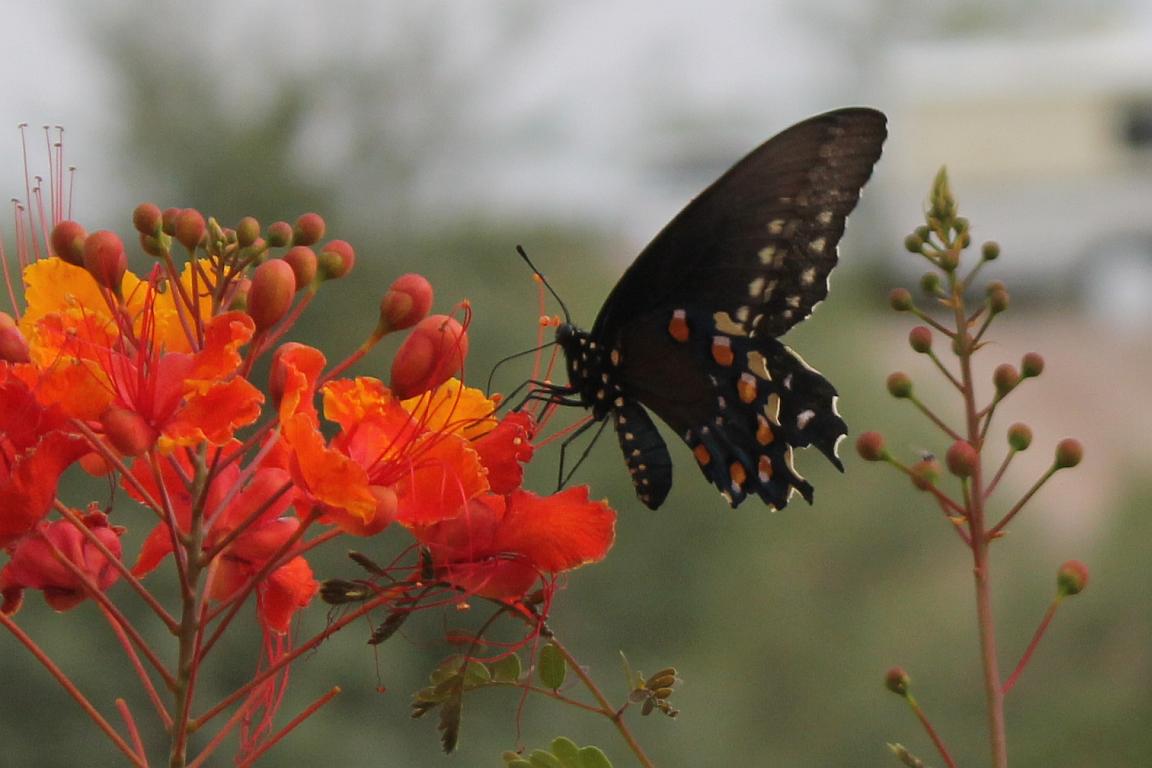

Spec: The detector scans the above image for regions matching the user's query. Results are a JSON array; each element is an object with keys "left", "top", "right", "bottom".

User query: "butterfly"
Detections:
[{"left": 548, "top": 107, "right": 887, "bottom": 510}]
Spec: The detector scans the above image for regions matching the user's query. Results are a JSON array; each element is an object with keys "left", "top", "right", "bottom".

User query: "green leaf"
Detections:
[
  {"left": 528, "top": 749, "right": 563, "bottom": 768},
  {"left": 462, "top": 660, "right": 492, "bottom": 689},
  {"left": 577, "top": 745, "right": 613, "bottom": 768},
  {"left": 490, "top": 654, "right": 522, "bottom": 683},
  {"left": 504, "top": 761, "right": 533, "bottom": 768},
  {"left": 430, "top": 655, "right": 465, "bottom": 684},
  {"left": 538, "top": 642, "right": 566, "bottom": 690},
  {"left": 550, "top": 737, "right": 581, "bottom": 767},
  {"left": 438, "top": 679, "right": 463, "bottom": 754}
]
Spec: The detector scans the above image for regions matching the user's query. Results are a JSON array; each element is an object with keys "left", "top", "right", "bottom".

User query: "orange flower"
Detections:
[{"left": 415, "top": 487, "right": 616, "bottom": 600}]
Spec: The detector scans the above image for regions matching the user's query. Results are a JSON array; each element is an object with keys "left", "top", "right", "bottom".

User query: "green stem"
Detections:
[{"left": 548, "top": 636, "right": 656, "bottom": 768}]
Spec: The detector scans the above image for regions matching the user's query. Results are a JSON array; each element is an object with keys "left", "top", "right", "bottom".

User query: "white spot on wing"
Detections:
[
  {"left": 748, "top": 276, "right": 765, "bottom": 298},
  {"left": 797, "top": 409, "right": 815, "bottom": 429}
]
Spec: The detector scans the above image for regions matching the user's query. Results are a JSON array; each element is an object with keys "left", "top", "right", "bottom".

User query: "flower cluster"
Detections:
[{"left": 0, "top": 151, "right": 615, "bottom": 765}]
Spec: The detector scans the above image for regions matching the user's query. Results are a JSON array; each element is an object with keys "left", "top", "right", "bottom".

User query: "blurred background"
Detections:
[{"left": 2, "top": 0, "right": 1151, "bottom": 765}]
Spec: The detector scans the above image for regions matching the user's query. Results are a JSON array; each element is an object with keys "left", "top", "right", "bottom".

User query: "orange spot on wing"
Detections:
[
  {"left": 711, "top": 336, "right": 734, "bottom": 367},
  {"left": 693, "top": 444, "right": 711, "bottom": 466},
  {"left": 758, "top": 455, "right": 773, "bottom": 483},
  {"left": 756, "top": 417, "right": 775, "bottom": 445},
  {"left": 738, "top": 373, "right": 757, "bottom": 404},
  {"left": 729, "top": 462, "right": 746, "bottom": 488},
  {"left": 668, "top": 309, "right": 690, "bottom": 343}
]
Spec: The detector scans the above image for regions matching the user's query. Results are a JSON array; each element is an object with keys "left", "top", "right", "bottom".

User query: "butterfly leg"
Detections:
[{"left": 557, "top": 415, "right": 610, "bottom": 491}]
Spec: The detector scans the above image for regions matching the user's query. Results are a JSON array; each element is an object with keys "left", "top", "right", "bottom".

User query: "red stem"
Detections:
[
  {"left": 907, "top": 695, "right": 959, "bottom": 768},
  {"left": 115, "top": 698, "right": 148, "bottom": 766},
  {"left": 1003, "top": 599, "right": 1060, "bottom": 695},
  {"left": 234, "top": 687, "right": 342, "bottom": 768},
  {"left": 0, "top": 612, "right": 147, "bottom": 767}
]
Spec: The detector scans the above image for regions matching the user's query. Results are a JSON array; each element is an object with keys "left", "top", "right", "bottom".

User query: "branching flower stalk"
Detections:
[{"left": 857, "top": 169, "right": 1088, "bottom": 768}]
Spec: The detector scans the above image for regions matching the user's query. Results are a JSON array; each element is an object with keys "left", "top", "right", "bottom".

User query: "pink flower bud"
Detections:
[
  {"left": 390, "top": 314, "right": 469, "bottom": 398},
  {"left": 248, "top": 259, "right": 297, "bottom": 332},
  {"left": 132, "top": 203, "right": 162, "bottom": 235},
  {"left": 1021, "top": 352, "right": 1044, "bottom": 378},
  {"left": 945, "top": 440, "right": 978, "bottom": 477},
  {"left": 0, "top": 323, "right": 31, "bottom": 363},
  {"left": 318, "top": 239, "right": 356, "bottom": 280},
  {"left": 910, "top": 456, "right": 940, "bottom": 490},
  {"left": 174, "top": 208, "right": 206, "bottom": 251},
  {"left": 99, "top": 406, "right": 157, "bottom": 457},
  {"left": 82, "top": 230, "right": 127, "bottom": 290},
  {"left": 293, "top": 212, "right": 326, "bottom": 246},
  {"left": 266, "top": 220, "right": 293, "bottom": 248},
  {"left": 161, "top": 207, "right": 180, "bottom": 236},
  {"left": 993, "top": 363, "right": 1020, "bottom": 395},
  {"left": 885, "top": 667, "right": 910, "bottom": 696},
  {"left": 889, "top": 287, "right": 913, "bottom": 312},
  {"left": 886, "top": 371, "right": 913, "bottom": 399},
  {"left": 855, "top": 431, "right": 887, "bottom": 462},
  {"left": 283, "top": 246, "right": 318, "bottom": 292},
  {"left": 236, "top": 216, "right": 261, "bottom": 247},
  {"left": 1054, "top": 438, "right": 1083, "bottom": 469},
  {"left": 908, "top": 326, "right": 932, "bottom": 353},
  {"left": 49, "top": 220, "right": 87, "bottom": 265},
  {"left": 378, "top": 273, "right": 433, "bottom": 334},
  {"left": 1007, "top": 422, "right": 1033, "bottom": 451},
  {"left": 1057, "top": 560, "right": 1089, "bottom": 596}
]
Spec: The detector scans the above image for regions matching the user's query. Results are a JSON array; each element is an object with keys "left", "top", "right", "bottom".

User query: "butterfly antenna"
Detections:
[
  {"left": 516, "top": 244, "right": 571, "bottom": 325},
  {"left": 485, "top": 340, "right": 557, "bottom": 398}
]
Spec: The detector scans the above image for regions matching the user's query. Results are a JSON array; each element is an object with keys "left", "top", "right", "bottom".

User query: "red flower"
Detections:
[
  {"left": 415, "top": 486, "right": 616, "bottom": 600},
  {"left": 0, "top": 510, "right": 124, "bottom": 615}
]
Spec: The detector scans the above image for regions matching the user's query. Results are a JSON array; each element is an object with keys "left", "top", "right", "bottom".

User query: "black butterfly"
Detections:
[{"left": 549, "top": 107, "right": 887, "bottom": 510}]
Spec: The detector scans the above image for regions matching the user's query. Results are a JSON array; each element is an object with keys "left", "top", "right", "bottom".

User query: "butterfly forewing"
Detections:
[{"left": 557, "top": 108, "right": 886, "bottom": 509}]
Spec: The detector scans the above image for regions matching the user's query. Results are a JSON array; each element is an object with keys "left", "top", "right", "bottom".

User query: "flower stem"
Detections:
[
  {"left": 547, "top": 636, "right": 656, "bottom": 768},
  {"left": 904, "top": 694, "right": 958, "bottom": 768},
  {"left": 1003, "top": 598, "right": 1061, "bottom": 696}
]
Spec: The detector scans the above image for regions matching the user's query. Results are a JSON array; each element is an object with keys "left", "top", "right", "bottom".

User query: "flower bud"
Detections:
[
  {"left": 919, "top": 272, "right": 941, "bottom": 295},
  {"left": 266, "top": 220, "right": 293, "bottom": 248},
  {"left": 236, "top": 216, "right": 261, "bottom": 247},
  {"left": 993, "top": 363, "right": 1020, "bottom": 395},
  {"left": 910, "top": 456, "right": 940, "bottom": 490},
  {"left": 0, "top": 323, "right": 30, "bottom": 363},
  {"left": 318, "top": 239, "right": 356, "bottom": 280},
  {"left": 49, "top": 220, "right": 87, "bottom": 265},
  {"left": 100, "top": 406, "right": 157, "bottom": 456},
  {"left": 78, "top": 451, "right": 115, "bottom": 477},
  {"left": 954, "top": 216, "right": 969, "bottom": 234},
  {"left": 1020, "top": 352, "right": 1044, "bottom": 378},
  {"left": 1056, "top": 560, "right": 1089, "bottom": 596},
  {"left": 173, "top": 208, "right": 206, "bottom": 251},
  {"left": 952, "top": 332, "right": 974, "bottom": 356},
  {"left": 248, "top": 259, "right": 297, "bottom": 332},
  {"left": 390, "top": 314, "right": 469, "bottom": 399},
  {"left": 989, "top": 286, "right": 1010, "bottom": 314},
  {"left": 1054, "top": 438, "right": 1083, "bottom": 469},
  {"left": 889, "top": 287, "right": 913, "bottom": 312},
  {"left": 161, "top": 207, "right": 180, "bottom": 236},
  {"left": 293, "top": 212, "right": 326, "bottom": 246},
  {"left": 82, "top": 230, "right": 127, "bottom": 290},
  {"left": 855, "top": 431, "right": 887, "bottom": 462},
  {"left": 885, "top": 667, "right": 910, "bottom": 696},
  {"left": 378, "top": 273, "right": 434, "bottom": 334},
  {"left": 981, "top": 241, "right": 1000, "bottom": 260},
  {"left": 227, "top": 277, "right": 251, "bottom": 312},
  {"left": 904, "top": 233, "right": 924, "bottom": 253},
  {"left": 886, "top": 372, "right": 913, "bottom": 399},
  {"left": 139, "top": 233, "right": 166, "bottom": 258},
  {"left": 908, "top": 326, "right": 932, "bottom": 353},
  {"left": 937, "top": 248, "right": 960, "bottom": 272},
  {"left": 1007, "top": 422, "right": 1032, "bottom": 451},
  {"left": 132, "top": 203, "right": 163, "bottom": 236},
  {"left": 945, "top": 440, "right": 978, "bottom": 477},
  {"left": 283, "top": 246, "right": 318, "bottom": 292}
]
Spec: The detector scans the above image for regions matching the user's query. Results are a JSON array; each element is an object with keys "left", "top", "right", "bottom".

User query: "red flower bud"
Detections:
[
  {"left": 1021, "top": 352, "right": 1044, "bottom": 378},
  {"left": 82, "top": 230, "right": 127, "bottom": 290},
  {"left": 885, "top": 667, "right": 910, "bottom": 696},
  {"left": 993, "top": 363, "right": 1020, "bottom": 395},
  {"left": 173, "top": 208, "right": 206, "bottom": 251},
  {"left": 1057, "top": 560, "right": 1089, "bottom": 596},
  {"left": 379, "top": 273, "right": 433, "bottom": 334},
  {"left": 855, "top": 431, "right": 887, "bottom": 462},
  {"left": 908, "top": 326, "right": 933, "bottom": 353},
  {"left": 318, "top": 239, "right": 356, "bottom": 280},
  {"left": 161, "top": 207, "right": 180, "bottom": 236},
  {"left": 132, "top": 202, "right": 162, "bottom": 235},
  {"left": 78, "top": 452, "right": 115, "bottom": 477},
  {"left": 0, "top": 322, "right": 30, "bottom": 363},
  {"left": 1054, "top": 438, "right": 1083, "bottom": 470},
  {"left": 945, "top": 440, "right": 978, "bottom": 477},
  {"left": 390, "top": 314, "right": 469, "bottom": 399},
  {"left": 910, "top": 456, "right": 940, "bottom": 490},
  {"left": 889, "top": 287, "right": 913, "bottom": 311},
  {"left": 1007, "top": 422, "right": 1033, "bottom": 451},
  {"left": 139, "top": 233, "right": 166, "bottom": 258},
  {"left": 293, "top": 212, "right": 326, "bottom": 246},
  {"left": 266, "top": 220, "right": 293, "bottom": 248},
  {"left": 886, "top": 371, "right": 913, "bottom": 399},
  {"left": 236, "top": 216, "right": 261, "bottom": 247},
  {"left": 99, "top": 406, "right": 157, "bottom": 457},
  {"left": 49, "top": 220, "right": 87, "bottom": 265},
  {"left": 248, "top": 259, "right": 297, "bottom": 332},
  {"left": 283, "top": 246, "right": 318, "bottom": 292}
]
